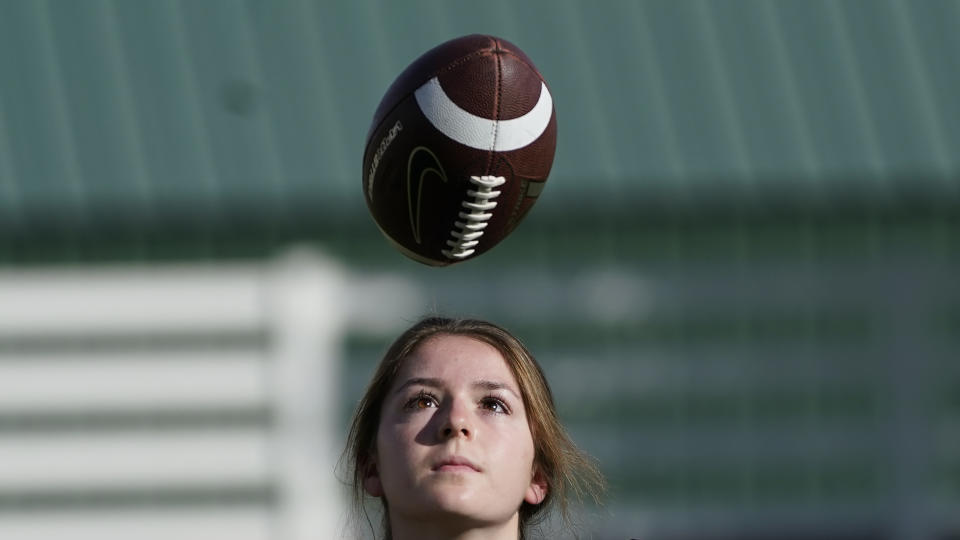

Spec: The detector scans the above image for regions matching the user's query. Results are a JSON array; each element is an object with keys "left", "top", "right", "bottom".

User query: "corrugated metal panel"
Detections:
[{"left": 0, "top": 0, "right": 958, "bottom": 233}]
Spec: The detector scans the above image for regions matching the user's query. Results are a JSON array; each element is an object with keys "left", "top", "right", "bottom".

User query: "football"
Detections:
[{"left": 362, "top": 34, "right": 556, "bottom": 266}]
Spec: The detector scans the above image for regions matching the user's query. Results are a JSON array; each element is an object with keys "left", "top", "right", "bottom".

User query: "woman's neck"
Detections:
[{"left": 389, "top": 512, "right": 520, "bottom": 540}]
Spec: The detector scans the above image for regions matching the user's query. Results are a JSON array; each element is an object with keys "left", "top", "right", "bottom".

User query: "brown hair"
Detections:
[{"left": 342, "top": 316, "right": 604, "bottom": 539}]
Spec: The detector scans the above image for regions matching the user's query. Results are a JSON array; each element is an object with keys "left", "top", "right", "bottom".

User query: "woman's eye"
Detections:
[
  {"left": 406, "top": 391, "right": 437, "bottom": 409},
  {"left": 482, "top": 397, "right": 509, "bottom": 414}
]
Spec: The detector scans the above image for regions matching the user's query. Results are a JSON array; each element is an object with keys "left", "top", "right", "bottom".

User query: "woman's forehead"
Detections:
[{"left": 396, "top": 334, "right": 519, "bottom": 388}]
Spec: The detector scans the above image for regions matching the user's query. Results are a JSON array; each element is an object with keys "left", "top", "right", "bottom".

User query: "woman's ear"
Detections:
[
  {"left": 362, "top": 458, "right": 384, "bottom": 497},
  {"left": 524, "top": 468, "right": 548, "bottom": 505}
]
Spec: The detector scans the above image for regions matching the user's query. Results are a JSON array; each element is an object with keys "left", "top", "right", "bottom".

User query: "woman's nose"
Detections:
[{"left": 438, "top": 398, "right": 472, "bottom": 440}]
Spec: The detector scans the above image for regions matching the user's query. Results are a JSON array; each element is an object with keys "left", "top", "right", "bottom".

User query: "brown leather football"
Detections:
[{"left": 363, "top": 34, "right": 556, "bottom": 266}]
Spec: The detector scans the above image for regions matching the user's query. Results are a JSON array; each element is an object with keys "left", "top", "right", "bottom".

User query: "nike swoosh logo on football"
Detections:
[
  {"left": 406, "top": 146, "right": 448, "bottom": 245},
  {"left": 414, "top": 77, "right": 553, "bottom": 152}
]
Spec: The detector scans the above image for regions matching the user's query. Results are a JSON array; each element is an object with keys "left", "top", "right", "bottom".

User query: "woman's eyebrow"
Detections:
[
  {"left": 393, "top": 377, "right": 443, "bottom": 394},
  {"left": 393, "top": 378, "right": 520, "bottom": 399},
  {"left": 473, "top": 379, "right": 521, "bottom": 400}
]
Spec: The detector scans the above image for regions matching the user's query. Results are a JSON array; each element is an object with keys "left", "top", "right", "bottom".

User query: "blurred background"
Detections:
[{"left": 0, "top": 1, "right": 958, "bottom": 539}]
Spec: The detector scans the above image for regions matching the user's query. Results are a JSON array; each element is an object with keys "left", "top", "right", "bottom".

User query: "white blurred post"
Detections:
[{"left": 266, "top": 248, "right": 347, "bottom": 540}]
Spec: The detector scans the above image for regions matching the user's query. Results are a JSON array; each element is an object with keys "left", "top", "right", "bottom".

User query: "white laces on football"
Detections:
[{"left": 442, "top": 176, "right": 506, "bottom": 260}]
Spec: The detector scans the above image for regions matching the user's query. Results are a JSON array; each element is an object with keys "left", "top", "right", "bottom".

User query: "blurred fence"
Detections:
[{"left": 0, "top": 249, "right": 420, "bottom": 540}]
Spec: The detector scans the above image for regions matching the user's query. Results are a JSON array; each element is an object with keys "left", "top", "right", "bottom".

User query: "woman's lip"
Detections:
[
  {"left": 435, "top": 464, "right": 479, "bottom": 472},
  {"left": 432, "top": 457, "right": 480, "bottom": 472}
]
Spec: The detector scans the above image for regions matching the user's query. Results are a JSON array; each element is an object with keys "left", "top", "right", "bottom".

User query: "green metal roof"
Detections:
[{"left": 1, "top": 0, "right": 958, "bottom": 234}]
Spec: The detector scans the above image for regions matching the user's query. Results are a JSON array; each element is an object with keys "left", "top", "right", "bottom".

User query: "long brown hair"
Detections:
[{"left": 342, "top": 316, "right": 604, "bottom": 539}]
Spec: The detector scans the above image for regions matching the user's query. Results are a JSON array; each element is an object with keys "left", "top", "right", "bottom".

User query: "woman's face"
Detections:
[{"left": 367, "top": 334, "right": 546, "bottom": 527}]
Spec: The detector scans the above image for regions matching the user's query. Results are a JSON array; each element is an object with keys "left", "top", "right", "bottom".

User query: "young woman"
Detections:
[{"left": 343, "top": 316, "right": 604, "bottom": 539}]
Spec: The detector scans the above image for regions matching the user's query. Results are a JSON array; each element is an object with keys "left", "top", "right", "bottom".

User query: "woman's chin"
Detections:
[{"left": 419, "top": 483, "right": 478, "bottom": 513}]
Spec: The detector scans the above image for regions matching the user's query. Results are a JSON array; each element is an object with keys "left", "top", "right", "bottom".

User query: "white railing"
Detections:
[{"left": 0, "top": 247, "right": 421, "bottom": 540}]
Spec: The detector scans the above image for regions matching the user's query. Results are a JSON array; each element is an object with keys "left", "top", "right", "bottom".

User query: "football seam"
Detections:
[
  {"left": 487, "top": 38, "right": 503, "bottom": 172},
  {"left": 436, "top": 36, "right": 545, "bottom": 83},
  {"left": 436, "top": 49, "right": 490, "bottom": 75},
  {"left": 437, "top": 50, "right": 543, "bottom": 81}
]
